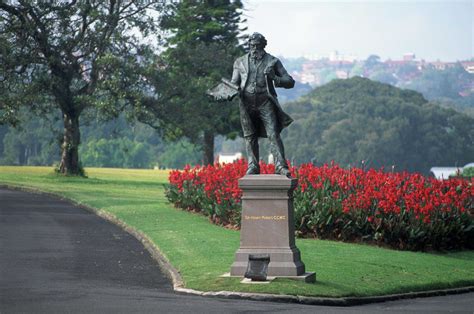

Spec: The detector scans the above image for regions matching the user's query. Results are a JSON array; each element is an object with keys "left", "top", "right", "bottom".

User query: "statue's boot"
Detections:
[{"left": 269, "top": 133, "right": 291, "bottom": 178}]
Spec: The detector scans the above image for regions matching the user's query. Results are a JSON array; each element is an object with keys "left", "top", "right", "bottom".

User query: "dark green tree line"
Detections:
[{"left": 0, "top": 110, "right": 201, "bottom": 169}]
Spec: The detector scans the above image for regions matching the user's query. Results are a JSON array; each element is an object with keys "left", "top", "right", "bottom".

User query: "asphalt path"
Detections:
[{"left": 1, "top": 187, "right": 473, "bottom": 313}]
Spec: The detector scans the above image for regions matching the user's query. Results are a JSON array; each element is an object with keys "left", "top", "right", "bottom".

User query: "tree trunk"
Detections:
[
  {"left": 58, "top": 111, "right": 82, "bottom": 175},
  {"left": 202, "top": 131, "right": 215, "bottom": 165}
]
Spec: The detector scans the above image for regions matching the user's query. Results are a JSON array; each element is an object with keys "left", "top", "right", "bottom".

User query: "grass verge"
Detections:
[{"left": 1, "top": 166, "right": 473, "bottom": 297}]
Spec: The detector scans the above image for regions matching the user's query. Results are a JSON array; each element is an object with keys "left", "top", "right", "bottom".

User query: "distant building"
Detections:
[
  {"left": 461, "top": 61, "right": 474, "bottom": 74},
  {"left": 303, "top": 53, "right": 323, "bottom": 60},
  {"left": 385, "top": 59, "right": 409, "bottom": 68},
  {"left": 430, "top": 163, "right": 474, "bottom": 179},
  {"left": 417, "top": 59, "right": 428, "bottom": 71},
  {"left": 403, "top": 53, "right": 416, "bottom": 61},
  {"left": 428, "top": 61, "right": 457, "bottom": 70},
  {"left": 335, "top": 70, "right": 349, "bottom": 79},
  {"left": 268, "top": 153, "right": 274, "bottom": 165},
  {"left": 300, "top": 72, "right": 317, "bottom": 85},
  {"left": 430, "top": 167, "right": 461, "bottom": 179},
  {"left": 328, "top": 60, "right": 354, "bottom": 67},
  {"left": 329, "top": 50, "right": 357, "bottom": 62},
  {"left": 216, "top": 152, "right": 242, "bottom": 165}
]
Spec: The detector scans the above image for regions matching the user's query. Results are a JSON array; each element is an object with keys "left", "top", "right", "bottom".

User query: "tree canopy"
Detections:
[
  {"left": 283, "top": 77, "right": 474, "bottom": 173},
  {"left": 138, "top": 0, "right": 246, "bottom": 165},
  {"left": 0, "top": 1, "right": 163, "bottom": 174}
]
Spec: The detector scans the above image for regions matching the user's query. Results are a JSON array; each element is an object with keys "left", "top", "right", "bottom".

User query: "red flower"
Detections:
[{"left": 167, "top": 159, "right": 473, "bottom": 251}]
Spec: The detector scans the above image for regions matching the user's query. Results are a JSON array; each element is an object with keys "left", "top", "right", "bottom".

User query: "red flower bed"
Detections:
[{"left": 167, "top": 160, "right": 474, "bottom": 251}]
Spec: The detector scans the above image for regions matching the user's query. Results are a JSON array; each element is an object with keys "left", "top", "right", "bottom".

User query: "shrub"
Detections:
[{"left": 463, "top": 167, "right": 474, "bottom": 178}]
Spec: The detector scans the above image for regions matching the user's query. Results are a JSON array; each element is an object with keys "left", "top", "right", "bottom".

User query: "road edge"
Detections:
[{"left": 2, "top": 184, "right": 473, "bottom": 307}]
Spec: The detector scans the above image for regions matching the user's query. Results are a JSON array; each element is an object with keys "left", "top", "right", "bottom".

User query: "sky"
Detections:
[{"left": 243, "top": 0, "right": 473, "bottom": 61}]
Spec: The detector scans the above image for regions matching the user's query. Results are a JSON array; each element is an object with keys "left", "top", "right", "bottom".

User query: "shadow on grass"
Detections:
[{"left": 427, "top": 251, "right": 474, "bottom": 261}]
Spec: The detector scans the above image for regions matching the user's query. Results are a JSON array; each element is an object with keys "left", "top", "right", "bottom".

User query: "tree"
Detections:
[
  {"left": 80, "top": 137, "right": 153, "bottom": 169},
  {"left": 156, "top": 139, "right": 201, "bottom": 169},
  {"left": 283, "top": 77, "right": 474, "bottom": 173},
  {"left": 365, "top": 55, "right": 381, "bottom": 69},
  {"left": 402, "top": 64, "right": 472, "bottom": 100},
  {"left": 0, "top": 1, "right": 163, "bottom": 175},
  {"left": 369, "top": 71, "right": 397, "bottom": 85},
  {"left": 139, "top": 0, "right": 246, "bottom": 165},
  {"left": 0, "top": 109, "right": 61, "bottom": 166}
]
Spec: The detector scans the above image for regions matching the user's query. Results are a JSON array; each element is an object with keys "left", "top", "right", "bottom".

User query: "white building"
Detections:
[
  {"left": 217, "top": 152, "right": 242, "bottom": 164},
  {"left": 430, "top": 163, "right": 474, "bottom": 179}
]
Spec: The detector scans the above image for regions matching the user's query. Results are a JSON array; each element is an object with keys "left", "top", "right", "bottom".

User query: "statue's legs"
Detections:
[
  {"left": 244, "top": 135, "right": 259, "bottom": 174},
  {"left": 260, "top": 101, "right": 290, "bottom": 176},
  {"left": 241, "top": 93, "right": 262, "bottom": 175}
]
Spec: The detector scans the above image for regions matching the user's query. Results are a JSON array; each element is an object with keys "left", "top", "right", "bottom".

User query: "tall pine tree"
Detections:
[{"left": 142, "top": 0, "right": 246, "bottom": 164}]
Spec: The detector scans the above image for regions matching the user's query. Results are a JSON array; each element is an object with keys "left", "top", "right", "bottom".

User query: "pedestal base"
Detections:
[
  {"left": 222, "top": 272, "right": 316, "bottom": 283},
  {"left": 229, "top": 175, "right": 316, "bottom": 283},
  {"left": 230, "top": 247, "right": 305, "bottom": 276}
]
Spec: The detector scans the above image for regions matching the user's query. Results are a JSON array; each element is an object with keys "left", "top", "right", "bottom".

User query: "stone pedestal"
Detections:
[{"left": 230, "top": 175, "right": 315, "bottom": 282}]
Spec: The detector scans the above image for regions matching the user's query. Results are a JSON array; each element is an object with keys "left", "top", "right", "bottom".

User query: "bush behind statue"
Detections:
[{"left": 166, "top": 159, "right": 474, "bottom": 251}]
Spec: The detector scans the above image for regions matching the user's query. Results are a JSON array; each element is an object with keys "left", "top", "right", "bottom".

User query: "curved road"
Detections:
[{"left": 0, "top": 187, "right": 473, "bottom": 313}]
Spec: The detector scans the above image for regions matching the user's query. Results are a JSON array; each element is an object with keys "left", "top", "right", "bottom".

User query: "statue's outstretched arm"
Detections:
[{"left": 273, "top": 60, "right": 295, "bottom": 89}]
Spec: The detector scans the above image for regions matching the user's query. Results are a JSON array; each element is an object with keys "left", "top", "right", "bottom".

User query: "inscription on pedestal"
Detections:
[{"left": 243, "top": 215, "right": 286, "bottom": 220}]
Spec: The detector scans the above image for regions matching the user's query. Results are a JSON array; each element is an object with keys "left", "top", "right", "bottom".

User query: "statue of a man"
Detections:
[{"left": 231, "top": 32, "right": 295, "bottom": 177}]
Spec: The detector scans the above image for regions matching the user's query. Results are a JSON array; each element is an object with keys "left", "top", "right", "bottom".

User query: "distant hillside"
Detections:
[
  {"left": 282, "top": 77, "right": 474, "bottom": 173},
  {"left": 278, "top": 81, "right": 312, "bottom": 103},
  {"left": 288, "top": 56, "right": 474, "bottom": 117}
]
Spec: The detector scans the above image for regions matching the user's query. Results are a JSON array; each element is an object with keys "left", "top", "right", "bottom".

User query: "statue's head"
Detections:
[{"left": 249, "top": 32, "right": 267, "bottom": 59}]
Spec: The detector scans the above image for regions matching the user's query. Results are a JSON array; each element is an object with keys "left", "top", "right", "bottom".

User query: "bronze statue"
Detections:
[{"left": 208, "top": 32, "right": 295, "bottom": 177}]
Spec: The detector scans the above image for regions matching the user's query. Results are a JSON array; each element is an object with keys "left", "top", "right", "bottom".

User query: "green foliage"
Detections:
[
  {"left": 80, "top": 138, "right": 151, "bottom": 169},
  {"left": 53, "top": 161, "right": 87, "bottom": 178},
  {"left": 0, "top": 110, "right": 61, "bottom": 166},
  {"left": 78, "top": 114, "right": 202, "bottom": 169},
  {"left": 319, "top": 68, "right": 338, "bottom": 85},
  {"left": 283, "top": 77, "right": 474, "bottom": 173},
  {"left": 0, "top": 108, "right": 204, "bottom": 169},
  {"left": 0, "top": 2, "right": 164, "bottom": 174},
  {"left": 139, "top": 0, "right": 246, "bottom": 164},
  {"left": 1, "top": 126, "right": 59, "bottom": 166},
  {"left": 401, "top": 64, "right": 473, "bottom": 100},
  {"left": 369, "top": 71, "right": 397, "bottom": 85},
  {"left": 160, "top": 0, "right": 246, "bottom": 45},
  {"left": 284, "top": 57, "right": 473, "bottom": 118},
  {"left": 430, "top": 95, "right": 474, "bottom": 118},
  {"left": 0, "top": 125, "right": 7, "bottom": 157},
  {"left": 349, "top": 62, "right": 364, "bottom": 77},
  {"left": 462, "top": 167, "right": 474, "bottom": 177},
  {"left": 157, "top": 139, "right": 201, "bottom": 169},
  {"left": 364, "top": 55, "right": 381, "bottom": 69},
  {"left": 277, "top": 81, "right": 312, "bottom": 103}
]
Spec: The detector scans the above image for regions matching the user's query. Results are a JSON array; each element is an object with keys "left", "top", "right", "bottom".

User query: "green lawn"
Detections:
[{"left": 1, "top": 166, "right": 473, "bottom": 297}]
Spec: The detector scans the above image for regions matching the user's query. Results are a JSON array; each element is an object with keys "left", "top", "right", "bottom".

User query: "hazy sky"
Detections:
[{"left": 244, "top": 0, "right": 473, "bottom": 61}]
